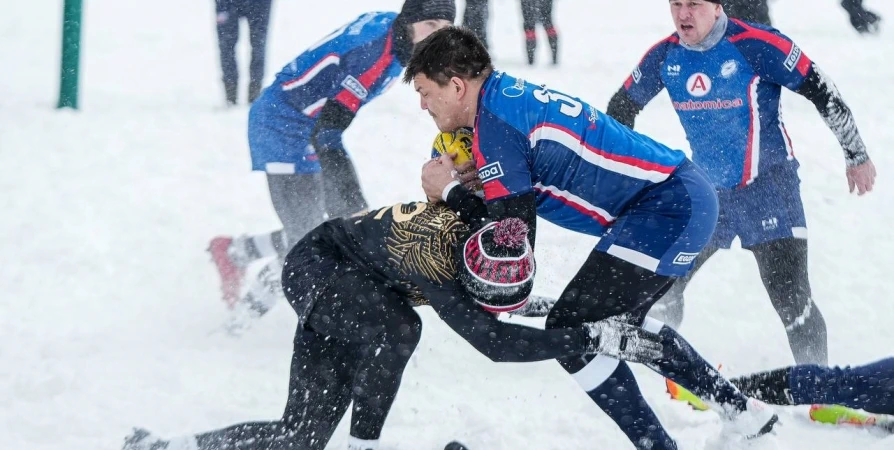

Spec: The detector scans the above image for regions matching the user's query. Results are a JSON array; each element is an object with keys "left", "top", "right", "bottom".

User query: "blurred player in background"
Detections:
[
  {"left": 214, "top": 0, "right": 274, "bottom": 105},
  {"left": 208, "top": 1, "right": 455, "bottom": 328},
  {"left": 722, "top": 0, "right": 881, "bottom": 34},
  {"left": 606, "top": 0, "right": 876, "bottom": 366},
  {"left": 520, "top": 0, "right": 559, "bottom": 65},
  {"left": 412, "top": 26, "right": 779, "bottom": 450},
  {"left": 462, "top": 0, "right": 490, "bottom": 49}
]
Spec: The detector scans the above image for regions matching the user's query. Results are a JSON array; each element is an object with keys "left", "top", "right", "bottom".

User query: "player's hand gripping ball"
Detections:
[{"left": 431, "top": 127, "right": 474, "bottom": 165}]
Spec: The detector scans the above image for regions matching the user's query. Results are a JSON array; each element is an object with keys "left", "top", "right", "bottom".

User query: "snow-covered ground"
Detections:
[{"left": 2, "top": 0, "right": 893, "bottom": 449}]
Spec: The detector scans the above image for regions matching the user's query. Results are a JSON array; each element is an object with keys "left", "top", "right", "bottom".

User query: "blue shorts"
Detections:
[
  {"left": 595, "top": 160, "right": 719, "bottom": 277},
  {"left": 247, "top": 95, "right": 322, "bottom": 174},
  {"left": 710, "top": 165, "right": 807, "bottom": 249}
]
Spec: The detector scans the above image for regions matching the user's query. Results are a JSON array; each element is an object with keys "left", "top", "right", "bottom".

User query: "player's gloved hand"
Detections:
[
  {"left": 583, "top": 320, "right": 664, "bottom": 364},
  {"left": 843, "top": 3, "right": 882, "bottom": 34}
]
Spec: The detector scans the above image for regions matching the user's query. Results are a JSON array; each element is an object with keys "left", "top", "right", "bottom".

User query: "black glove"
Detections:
[
  {"left": 842, "top": 2, "right": 882, "bottom": 34},
  {"left": 584, "top": 320, "right": 664, "bottom": 364}
]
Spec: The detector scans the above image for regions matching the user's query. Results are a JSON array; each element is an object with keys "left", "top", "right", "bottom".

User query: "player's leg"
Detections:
[
  {"left": 319, "top": 149, "right": 369, "bottom": 219},
  {"left": 125, "top": 245, "right": 362, "bottom": 450},
  {"left": 307, "top": 271, "right": 423, "bottom": 447},
  {"left": 545, "top": 251, "right": 681, "bottom": 450},
  {"left": 737, "top": 166, "right": 827, "bottom": 365},
  {"left": 462, "top": 0, "right": 489, "bottom": 49},
  {"left": 749, "top": 237, "right": 828, "bottom": 365},
  {"left": 214, "top": 2, "right": 240, "bottom": 105},
  {"left": 732, "top": 358, "right": 894, "bottom": 415},
  {"left": 520, "top": 0, "right": 538, "bottom": 65},
  {"left": 646, "top": 246, "right": 719, "bottom": 329},
  {"left": 540, "top": 0, "right": 559, "bottom": 65},
  {"left": 245, "top": 0, "right": 272, "bottom": 103}
]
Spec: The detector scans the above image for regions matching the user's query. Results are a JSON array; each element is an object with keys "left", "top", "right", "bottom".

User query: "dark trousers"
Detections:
[
  {"left": 650, "top": 237, "right": 828, "bottom": 365},
  {"left": 520, "top": 0, "right": 558, "bottom": 64},
  {"left": 462, "top": 0, "right": 490, "bottom": 49},
  {"left": 215, "top": 0, "right": 273, "bottom": 104},
  {"left": 193, "top": 241, "right": 422, "bottom": 449}
]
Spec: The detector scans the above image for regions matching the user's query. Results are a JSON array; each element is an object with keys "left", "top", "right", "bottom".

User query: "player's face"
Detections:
[
  {"left": 410, "top": 19, "right": 453, "bottom": 44},
  {"left": 413, "top": 74, "right": 465, "bottom": 132},
  {"left": 669, "top": 0, "right": 722, "bottom": 45}
]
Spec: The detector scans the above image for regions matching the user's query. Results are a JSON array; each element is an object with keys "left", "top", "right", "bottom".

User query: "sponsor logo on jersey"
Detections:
[
  {"left": 478, "top": 162, "right": 504, "bottom": 183},
  {"left": 502, "top": 78, "right": 526, "bottom": 98},
  {"left": 340, "top": 75, "right": 368, "bottom": 100},
  {"left": 784, "top": 44, "right": 802, "bottom": 72},
  {"left": 721, "top": 60, "right": 738, "bottom": 78},
  {"left": 761, "top": 217, "right": 779, "bottom": 231},
  {"left": 686, "top": 73, "right": 712, "bottom": 97},
  {"left": 667, "top": 64, "right": 681, "bottom": 76},
  {"left": 632, "top": 66, "right": 643, "bottom": 83},
  {"left": 672, "top": 252, "right": 699, "bottom": 265},
  {"left": 672, "top": 98, "right": 744, "bottom": 111}
]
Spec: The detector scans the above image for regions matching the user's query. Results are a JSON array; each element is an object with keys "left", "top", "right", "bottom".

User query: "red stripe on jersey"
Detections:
[
  {"left": 534, "top": 185, "right": 614, "bottom": 226},
  {"left": 334, "top": 32, "right": 395, "bottom": 113},
  {"left": 625, "top": 35, "right": 679, "bottom": 91},
  {"left": 531, "top": 123, "right": 678, "bottom": 174},
  {"left": 729, "top": 20, "right": 811, "bottom": 76}
]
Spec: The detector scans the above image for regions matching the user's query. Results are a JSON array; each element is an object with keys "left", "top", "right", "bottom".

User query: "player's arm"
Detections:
[
  {"left": 605, "top": 38, "right": 672, "bottom": 129},
  {"left": 735, "top": 30, "right": 875, "bottom": 193},
  {"left": 423, "top": 285, "right": 662, "bottom": 364},
  {"left": 426, "top": 286, "right": 589, "bottom": 362},
  {"left": 443, "top": 184, "right": 538, "bottom": 245},
  {"left": 794, "top": 64, "right": 869, "bottom": 167}
]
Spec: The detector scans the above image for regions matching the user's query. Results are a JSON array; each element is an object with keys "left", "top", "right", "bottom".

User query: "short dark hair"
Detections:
[{"left": 402, "top": 26, "right": 493, "bottom": 86}]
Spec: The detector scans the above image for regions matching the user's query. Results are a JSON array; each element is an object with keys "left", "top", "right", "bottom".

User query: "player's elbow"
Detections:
[{"left": 606, "top": 88, "right": 640, "bottom": 129}]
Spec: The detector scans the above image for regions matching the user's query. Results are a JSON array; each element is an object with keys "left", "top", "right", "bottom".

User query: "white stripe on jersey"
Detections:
[
  {"left": 282, "top": 54, "right": 340, "bottom": 91},
  {"left": 529, "top": 125, "right": 673, "bottom": 183},
  {"left": 778, "top": 110, "right": 795, "bottom": 160},
  {"left": 302, "top": 98, "right": 327, "bottom": 117},
  {"left": 533, "top": 183, "right": 616, "bottom": 224},
  {"left": 744, "top": 76, "right": 762, "bottom": 185}
]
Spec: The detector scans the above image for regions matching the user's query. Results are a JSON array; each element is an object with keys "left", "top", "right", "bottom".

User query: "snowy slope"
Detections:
[{"left": 1, "top": 0, "right": 893, "bottom": 449}]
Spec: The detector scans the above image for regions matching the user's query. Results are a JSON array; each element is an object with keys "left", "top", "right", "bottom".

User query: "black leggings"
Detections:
[
  {"left": 650, "top": 237, "right": 827, "bottom": 365},
  {"left": 193, "top": 267, "right": 422, "bottom": 450}
]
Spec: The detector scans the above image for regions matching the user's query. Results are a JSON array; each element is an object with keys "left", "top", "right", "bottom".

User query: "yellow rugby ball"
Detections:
[{"left": 431, "top": 127, "right": 475, "bottom": 165}]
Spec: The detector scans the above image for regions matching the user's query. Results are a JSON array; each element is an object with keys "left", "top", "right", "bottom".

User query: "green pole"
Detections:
[{"left": 57, "top": 0, "right": 83, "bottom": 109}]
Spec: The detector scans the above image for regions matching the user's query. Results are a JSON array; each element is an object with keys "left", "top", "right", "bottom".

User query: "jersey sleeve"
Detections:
[
  {"left": 472, "top": 107, "right": 535, "bottom": 202},
  {"left": 728, "top": 21, "right": 812, "bottom": 90},
  {"left": 330, "top": 33, "right": 396, "bottom": 113},
  {"left": 422, "top": 282, "right": 590, "bottom": 363},
  {"left": 622, "top": 37, "right": 673, "bottom": 107}
]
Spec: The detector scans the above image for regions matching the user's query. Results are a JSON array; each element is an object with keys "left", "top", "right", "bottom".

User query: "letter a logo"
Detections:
[{"left": 686, "top": 72, "right": 712, "bottom": 98}]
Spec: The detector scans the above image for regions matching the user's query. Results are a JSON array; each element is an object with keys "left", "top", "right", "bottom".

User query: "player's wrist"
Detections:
[{"left": 442, "top": 180, "right": 461, "bottom": 202}]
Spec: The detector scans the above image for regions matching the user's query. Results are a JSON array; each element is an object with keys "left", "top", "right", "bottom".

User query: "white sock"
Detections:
[{"left": 347, "top": 436, "right": 380, "bottom": 450}]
